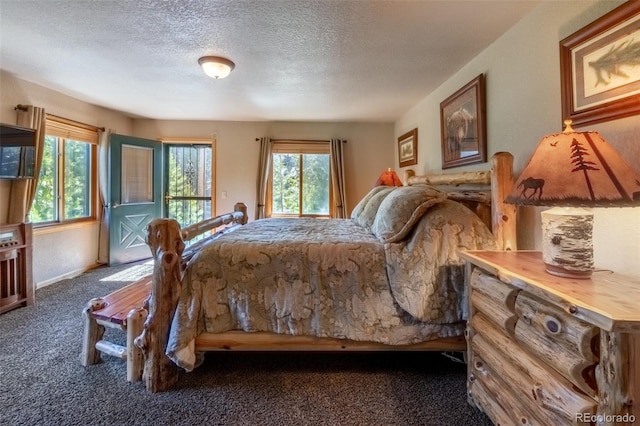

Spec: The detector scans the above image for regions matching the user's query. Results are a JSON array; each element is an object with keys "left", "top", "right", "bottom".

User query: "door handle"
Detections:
[{"left": 165, "top": 193, "right": 173, "bottom": 203}]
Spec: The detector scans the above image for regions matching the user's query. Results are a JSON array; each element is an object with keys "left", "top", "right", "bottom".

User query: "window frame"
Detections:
[
  {"left": 160, "top": 137, "right": 217, "bottom": 222},
  {"left": 267, "top": 141, "right": 332, "bottom": 218},
  {"left": 30, "top": 115, "right": 99, "bottom": 227}
]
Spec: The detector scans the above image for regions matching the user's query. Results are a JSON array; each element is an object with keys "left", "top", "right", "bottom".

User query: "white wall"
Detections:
[{"left": 394, "top": 0, "right": 640, "bottom": 278}]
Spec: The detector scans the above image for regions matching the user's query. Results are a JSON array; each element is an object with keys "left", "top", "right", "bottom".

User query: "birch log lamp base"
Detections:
[{"left": 506, "top": 120, "right": 640, "bottom": 279}]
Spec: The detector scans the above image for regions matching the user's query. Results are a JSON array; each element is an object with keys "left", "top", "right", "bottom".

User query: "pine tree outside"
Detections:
[{"left": 271, "top": 152, "right": 330, "bottom": 217}]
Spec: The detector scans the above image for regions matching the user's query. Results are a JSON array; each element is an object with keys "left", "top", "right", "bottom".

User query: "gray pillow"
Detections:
[
  {"left": 371, "top": 186, "right": 446, "bottom": 243},
  {"left": 351, "top": 186, "right": 395, "bottom": 230}
]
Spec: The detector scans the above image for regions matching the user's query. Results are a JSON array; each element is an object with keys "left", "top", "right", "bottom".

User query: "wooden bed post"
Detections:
[
  {"left": 135, "top": 218, "right": 184, "bottom": 392},
  {"left": 490, "top": 152, "right": 517, "bottom": 251}
]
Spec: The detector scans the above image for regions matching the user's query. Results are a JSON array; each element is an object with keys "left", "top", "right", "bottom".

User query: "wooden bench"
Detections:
[{"left": 80, "top": 275, "right": 152, "bottom": 382}]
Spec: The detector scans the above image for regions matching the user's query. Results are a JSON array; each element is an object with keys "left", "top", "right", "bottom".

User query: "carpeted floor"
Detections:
[{"left": 0, "top": 262, "right": 493, "bottom": 426}]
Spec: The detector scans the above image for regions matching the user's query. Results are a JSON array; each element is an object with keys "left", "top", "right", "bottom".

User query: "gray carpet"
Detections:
[{"left": 0, "top": 262, "right": 493, "bottom": 426}]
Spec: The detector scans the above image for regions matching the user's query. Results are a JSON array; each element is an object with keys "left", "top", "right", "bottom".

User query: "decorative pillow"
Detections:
[
  {"left": 371, "top": 186, "right": 446, "bottom": 243},
  {"left": 351, "top": 186, "right": 389, "bottom": 220},
  {"left": 351, "top": 186, "right": 395, "bottom": 230}
]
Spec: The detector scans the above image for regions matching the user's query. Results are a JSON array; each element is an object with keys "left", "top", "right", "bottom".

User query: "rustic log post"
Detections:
[
  {"left": 126, "top": 307, "right": 147, "bottom": 382},
  {"left": 80, "top": 297, "right": 106, "bottom": 366},
  {"left": 490, "top": 152, "right": 517, "bottom": 251},
  {"left": 234, "top": 202, "right": 248, "bottom": 224},
  {"left": 136, "top": 218, "right": 184, "bottom": 392},
  {"left": 596, "top": 331, "right": 633, "bottom": 425}
]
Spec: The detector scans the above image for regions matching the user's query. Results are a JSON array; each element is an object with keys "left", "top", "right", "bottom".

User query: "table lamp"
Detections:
[
  {"left": 375, "top": 168, "right": 403, "bottom": 186},
  {"left": 506, "top": 120, "right": 640, "bottom": 278}
]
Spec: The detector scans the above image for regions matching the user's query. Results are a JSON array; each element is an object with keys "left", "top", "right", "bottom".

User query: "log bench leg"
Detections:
[
  {"left": 126, "top": 307, "right": 148, "bottom": 382},
  {"left": 80, "top": 298, "right": 106, "bottom": 366}
]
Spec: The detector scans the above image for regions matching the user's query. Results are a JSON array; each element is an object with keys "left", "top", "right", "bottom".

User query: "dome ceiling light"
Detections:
[{"left": 198, "top": 56, "right": 235, "bottom": 79}]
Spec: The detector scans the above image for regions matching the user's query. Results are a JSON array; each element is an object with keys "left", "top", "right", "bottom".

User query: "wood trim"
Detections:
[
  {"left": 195, "top": 331, "right": 466, "bottom": 352},
  {"left": 45, "top": 115, "right": 99, "bottom": 144}
]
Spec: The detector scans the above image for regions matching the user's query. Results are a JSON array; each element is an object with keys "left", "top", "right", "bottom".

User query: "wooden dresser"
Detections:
[
  {"left": 0, "top": 222, "right": 34, "bottom": 314},
  {"left": 461, "top": 250, "right": 639, "bottom": 426}
]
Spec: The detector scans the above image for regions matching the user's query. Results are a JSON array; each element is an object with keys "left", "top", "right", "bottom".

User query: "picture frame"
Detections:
[
  {"left": 440, "top": 74, "right": 486, "bottom": 169},
  {"left": 560, "top": 1, "right": 640, "bottom": 128},
  {"left": 398, "top": 128, "right": 418, "bottom": 168}
]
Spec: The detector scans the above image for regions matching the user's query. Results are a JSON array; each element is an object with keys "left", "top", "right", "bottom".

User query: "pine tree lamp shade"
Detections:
[{"left": 506, "top": 120, "right": 640, "bottom": 279}]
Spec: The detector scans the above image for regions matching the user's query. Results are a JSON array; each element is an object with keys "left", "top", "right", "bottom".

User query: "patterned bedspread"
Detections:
[{"left": 166, "top": 198, "right": 495, "bottom": 371}]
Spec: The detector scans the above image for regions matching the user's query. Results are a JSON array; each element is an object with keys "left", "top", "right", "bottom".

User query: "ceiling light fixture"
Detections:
[{"left": 198, "top": 56, "right": 235, "bottom": 79}]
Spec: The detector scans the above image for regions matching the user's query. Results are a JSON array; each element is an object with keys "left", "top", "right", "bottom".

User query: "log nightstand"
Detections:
[{"left": 461, "top": 250, "right": 640, "bottom": 426}]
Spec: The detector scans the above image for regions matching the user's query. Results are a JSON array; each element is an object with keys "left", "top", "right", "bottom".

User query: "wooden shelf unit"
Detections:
[
  {"left": 462, "top": 250, "right": 639, "bottom": 426},
  {"left": 0, "top": 222, "right": 34, "bottom": 314}
]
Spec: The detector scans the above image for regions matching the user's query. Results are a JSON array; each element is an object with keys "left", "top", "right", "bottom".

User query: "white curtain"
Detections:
[
  {"left": 9, "top": 105, "right": 46, "bottom": 224},
  {"left": 255, "top": 137, "right": 272, "bottom": 220},
  {"left": 96, "top": 129, "right": 110, "bottom": 264},
  {"left": 330, "top": 138, "right": 347, "bottom": 218}
]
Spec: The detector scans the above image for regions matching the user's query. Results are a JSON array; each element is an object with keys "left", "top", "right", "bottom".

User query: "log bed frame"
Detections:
[{"left": 136, "top": 151, "right": 517, "bottom": 392}]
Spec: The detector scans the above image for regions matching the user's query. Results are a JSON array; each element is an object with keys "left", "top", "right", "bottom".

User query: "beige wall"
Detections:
[
  {"left": 1, "top": 71, "right": 394, "bottom": 285},
  {"left": 0, "top": 71, "right": 133, "bottom": 285},
  {"left": 395, "top": 0, "right": 640, "bottom": 278},
  {"left": 133, "top": 120, "right": 393, "bottom": 220}
]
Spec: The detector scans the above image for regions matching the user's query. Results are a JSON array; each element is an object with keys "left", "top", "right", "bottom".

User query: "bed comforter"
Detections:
[{"left": 167, "top": 188, "right": 496, "bottom": 371}]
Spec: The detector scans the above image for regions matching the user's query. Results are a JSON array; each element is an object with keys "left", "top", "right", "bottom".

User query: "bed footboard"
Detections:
[{"left": 136, "top": 202, "right": 247, "bottom": 392}]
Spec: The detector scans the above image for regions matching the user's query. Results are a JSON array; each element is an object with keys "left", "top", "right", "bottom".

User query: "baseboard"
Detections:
[{"left": 36, "top": 263, "right": 100, "bottom": 289}]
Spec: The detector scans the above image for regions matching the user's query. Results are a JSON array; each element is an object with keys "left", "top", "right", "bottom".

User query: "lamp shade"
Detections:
[
  {"left": 375, "top": 168, "right": 403, "bottom": 186},
  {"left": 198, "top": 56, "right": 235, "bottom": 79},
  {"left": 507, "top": 121, "right": 640, "bottom": 279},
  {"left": 506, "top": 123, "right": 640, "bottom": 207}
]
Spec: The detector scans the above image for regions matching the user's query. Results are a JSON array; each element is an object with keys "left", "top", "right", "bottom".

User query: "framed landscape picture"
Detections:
[
  {"left": 398, "top": 128, "right": 418, "bottom": 168},
  {"left": 560, "top": 1, "right": 640, "bottom": 127},
  {"left": 440, "top": 74, "right": 486, "bottom": 169}
]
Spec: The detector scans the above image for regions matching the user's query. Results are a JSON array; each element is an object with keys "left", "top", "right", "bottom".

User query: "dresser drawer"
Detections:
[
  {"left": 469, "top": 268, "right": 518, "bottom": 335},
  {"left": 514, "top": 292, "right": 599, "bottom": 397},
  {"left": 470, "top": 313, "right": 597, "bottom": 425},
  {"left": 463, "top": 251, "right": 640, "bottom": 426}
]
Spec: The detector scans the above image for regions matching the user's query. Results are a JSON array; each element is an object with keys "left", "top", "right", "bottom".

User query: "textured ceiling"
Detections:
[{"left": 0, "top": 0, "right": 539, "bottom": 122}]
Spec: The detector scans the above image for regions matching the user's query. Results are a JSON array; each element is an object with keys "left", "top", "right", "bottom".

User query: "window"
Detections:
[
  {"left": 30, "top": 116, "right": 98, "bottom": 225},
  {"left": 162, "top": 139, "right": 215, "bottom": 229},
  {"left": 269, "top": 142, "right": 330, "bottom": 217}
]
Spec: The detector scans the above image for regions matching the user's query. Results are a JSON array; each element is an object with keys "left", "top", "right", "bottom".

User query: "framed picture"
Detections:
[
  {"left": 440, "top": 74, "right": 486, "bottom": 169},
  {"left": 560, "top": 1, "right": 640, "bottom": 128},
  {"left": 398, "top": 128, "right": 418, "bottom": 168}
]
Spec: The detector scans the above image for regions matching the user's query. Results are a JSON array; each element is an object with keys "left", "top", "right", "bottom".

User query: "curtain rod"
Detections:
[
  {"left": 15, "top": 105, "right": 106, "bottom": 132},
  {"left": 256, "top": 138, "right": 346, "bottom": 143}
]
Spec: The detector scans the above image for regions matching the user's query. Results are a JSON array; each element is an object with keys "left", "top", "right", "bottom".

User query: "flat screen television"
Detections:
[{"left": 0, "top": 123, "right": 37, "bottom": 179}]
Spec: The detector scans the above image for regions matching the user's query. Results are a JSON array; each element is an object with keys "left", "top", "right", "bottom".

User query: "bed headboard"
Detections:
[{"left": 404, "top": 152, "right": 516, "bottom": 251}]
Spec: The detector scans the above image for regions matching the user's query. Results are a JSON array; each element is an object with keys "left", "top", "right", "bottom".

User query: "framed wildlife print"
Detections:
[
  {"left": 440, "top": 74, "right": 486, "bottom": 169},
  {"left": 398, "top": 128, "right": 418, "bottom": 168},
  {"left": 560, "top": 1, "right": 640, "bottom": 127}
]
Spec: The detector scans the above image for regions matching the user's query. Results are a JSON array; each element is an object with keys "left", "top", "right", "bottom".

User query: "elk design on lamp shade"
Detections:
[{"left": 516, "top": 177, "right": 545, "bottom": 199}]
